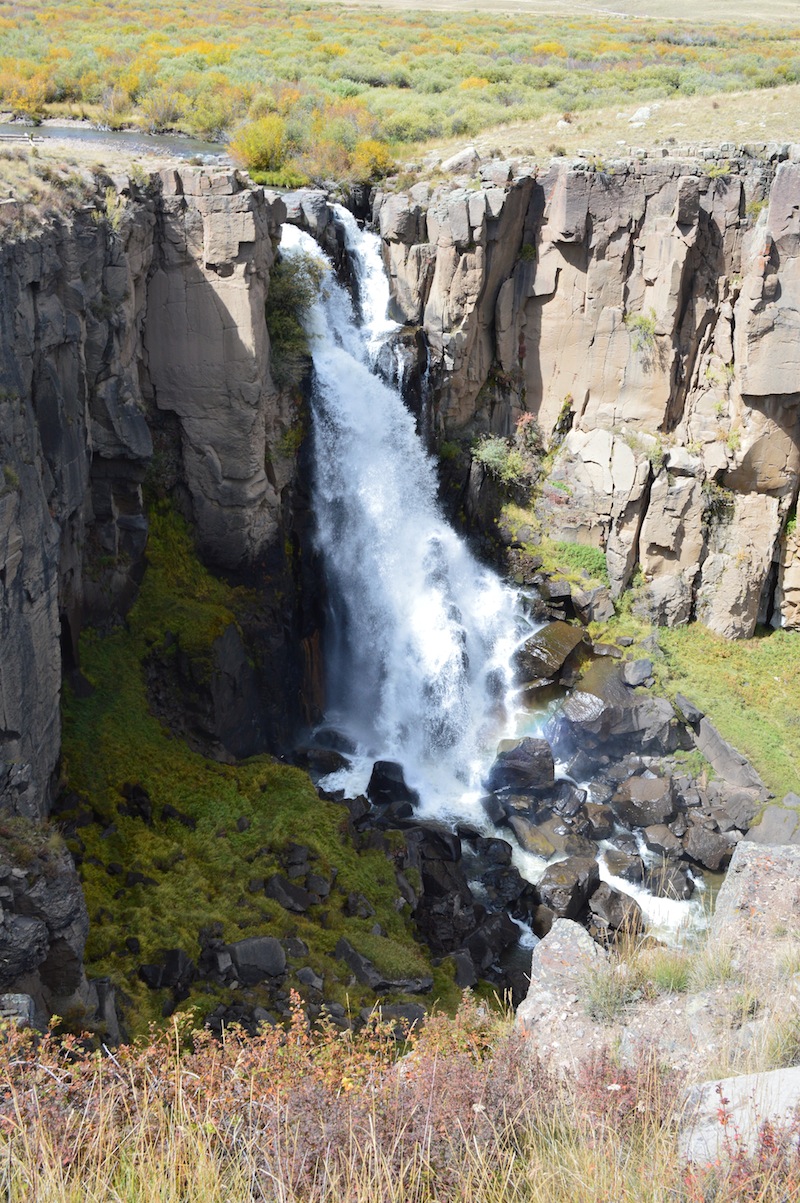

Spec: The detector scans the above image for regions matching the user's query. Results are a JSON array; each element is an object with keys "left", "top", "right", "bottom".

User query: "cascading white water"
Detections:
[
  {"left": 280, "top": 208, "right": 704, "bottom": 944},
  {"left": 280, "top": 213, "right": 526, "bottom": 817}
]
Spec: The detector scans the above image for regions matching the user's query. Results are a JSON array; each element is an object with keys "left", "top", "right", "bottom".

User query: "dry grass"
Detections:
[
  {"left": 3, "top": 990, "right": 800, "bottom": 1203},
  {"left": 419, "top": 82, "right": 800, "bottom": 166}
]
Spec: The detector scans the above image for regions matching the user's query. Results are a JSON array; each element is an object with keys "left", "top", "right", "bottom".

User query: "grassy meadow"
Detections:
[{"left": 3, "top": 2, "right": 800, "bottom": 181}]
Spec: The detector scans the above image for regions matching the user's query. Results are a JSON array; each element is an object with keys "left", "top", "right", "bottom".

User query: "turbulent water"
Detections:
[
  {"left": 280, "top": 213, "right": 527, "bottom": 818},
  {"left": 279, "top": 210, "right": 703, "bottom": 943}
]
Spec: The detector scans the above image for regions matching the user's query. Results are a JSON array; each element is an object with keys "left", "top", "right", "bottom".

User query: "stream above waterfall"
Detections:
[{"left": 280, "top": 208, "right": 709, "bottom": 948}]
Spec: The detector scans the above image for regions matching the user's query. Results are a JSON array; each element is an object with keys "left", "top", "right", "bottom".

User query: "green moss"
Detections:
[
  {"left": 61, "top": 504, "right": 441, "bottom": 1034},
  {"left": 658, "top": 624, "right": 800, "bottom": 801},
  {"left": 501, "top": 502, "right": 609, "bottom": 589}
]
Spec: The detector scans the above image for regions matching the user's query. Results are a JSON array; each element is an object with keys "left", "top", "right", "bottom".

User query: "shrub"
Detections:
[
  {"left": 351, "top": 138, "right": 395, "bottom": 182},
  {"left": 624, "top": 308, "right": 657, "bottom": 353},
  {"left": 230, "top": 114, "right": 288, "bottom": 172},
  {"left": 138, "top": 87, "right": 183, "bottom": 132},
  {"left": 472, "top": 435, "right": 528, "bottom": 485}
]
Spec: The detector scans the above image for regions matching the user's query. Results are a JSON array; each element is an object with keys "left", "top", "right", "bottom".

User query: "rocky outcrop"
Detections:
[
  {"left": 376, "top": 148, "right": 800, "bottom": 637},
  {"left": 146, "top": 169, "right": 289, "bottom": 567},
  {"left": 0, "top": 168, "right": 299, "bottom": 820}
]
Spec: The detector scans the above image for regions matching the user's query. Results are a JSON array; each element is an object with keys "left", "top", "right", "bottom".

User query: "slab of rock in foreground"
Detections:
[
  {"left": 516, "top": 917, "right": 608, "bottom": 1035},
  {"left": 711, "top": 841, "right": 800, "bottom": 946},
  {"left": 681, "top": 1067, "right": 800, "bottom": 1164}
]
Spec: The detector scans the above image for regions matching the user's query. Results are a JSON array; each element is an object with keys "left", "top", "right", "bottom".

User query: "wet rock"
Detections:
[
  {"left": 367, "top": 761, "right": 420, "bottom": 807},
  {"left": 294, "top": 746, "right": 350, "bottom": 775},
  {"left": 514, "top": 621, "right": 587, "bottom": 684},
  {"left": 537, "top": 855, "right": 600, "bottom": 920},
  {"left": 463, "top": 911, "right": 520, "bottom": 971},
  {"left": 486, "top": 737, "right": 555, "bottom": 793},
  {"left": 472, "top": 836, "right": 513, "bottom": 865},
  {"left": 549, "top": 780, "right": 588, "bottom": 818},
  {"left": 645, "top": 861, "right": 695, "bottom": 900},
  {"left": 604, "top": 848, "right": 645, "bottom": 883},
  {"left": 583, "top": 803, "right": 615, "bottom": 840},
  {"left": 612, "top": 776, "right": 676, "bottom": 827},
  {"left": 506, "top": 814, "right": 556, "bottom": 858},
  {"left": 683, "top": 823, "right": 736, "bottom": 871},
  {"left": 228, "top": 937, "right": 286, "bottom": 984},
  {"left": 588, "top": 883, "right": 644, "bottom": 934}
]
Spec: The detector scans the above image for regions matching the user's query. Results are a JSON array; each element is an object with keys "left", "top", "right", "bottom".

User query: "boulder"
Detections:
[
  {"left": 644, "top": 862, "right": 694, "bottom": 900},
  {"left": 506, "top": 814, "right": 556, "bottom": 858},
  {"left": 228, "top": 937, "right": 286, "bottom": 984},
  {"left": 692, "top": 718, "right": 765, "bottom": 790},
  {"left": 367, "top": 761, "right": 420, "bottom": 807},
  {"left": 642, "top": 823, "right": 684, "bottom": 858},
  {"left": 537, "top": 855, "right": 600, "bottom": 919},
  {"left": 612, "top": 776, "right": 676, "bottom": 827},
  {"left": 334, "top": 938, "right": 432, "bottom": 994},
  {"left": 682, "top": 823, "right": 735, "bottom": 871},
  {"left": 517, "top": 918, "right": 608, "bottom": 1033},
  {"left": 265, "top": 874, "right": 313, "bottom": 913},
  {"left": 514, "top": 621, "right": 587, "bottom": 684},
  {"left": 588, "top": 883, "right": 644, "bottom": 934},
  {"left": 745, "top": 801, "right": 800, "bottom": 845},
  {"left": 681, "top": 1067, "right": 800, "bottom": 1164},
  {"left": 486, "top": 737, "right": 555, "bottom": 793},
  {"left": 621, "top": 659, "right": 653, "bottom": 687}
]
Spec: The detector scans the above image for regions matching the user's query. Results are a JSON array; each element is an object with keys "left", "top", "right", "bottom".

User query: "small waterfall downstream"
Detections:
[{"left": 281, "top": 213, "right": 526, "bottom": 819}]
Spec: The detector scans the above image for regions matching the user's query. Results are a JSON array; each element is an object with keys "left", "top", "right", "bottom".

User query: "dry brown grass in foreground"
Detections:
[{"left": 1, "top": 993, "right": 800, "bottom": 1203}]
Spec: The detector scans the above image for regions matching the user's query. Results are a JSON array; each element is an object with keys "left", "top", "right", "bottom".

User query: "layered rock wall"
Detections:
[
  {"left": 375, "top": 150, "right": 800, "bottom": 636},
  {"left": 0, "top": 169, "right": 289, "bottom": 820}
]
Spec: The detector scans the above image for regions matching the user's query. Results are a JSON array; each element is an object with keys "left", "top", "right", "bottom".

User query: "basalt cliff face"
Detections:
[
  {"left": 0, "top": 167, "right": 296, "bottom": 824},
  {"left": 375, "top": 149, "right": 800, "bottom": 638}
]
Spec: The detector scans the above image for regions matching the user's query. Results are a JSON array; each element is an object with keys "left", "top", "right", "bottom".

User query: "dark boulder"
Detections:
[
  {"left": 513, "top": 621, "right": 587, "bottom": 684},
  {"left": 265, "top": 874, "right": 313, "bottom": 913},
  {"left": 642, "top": 824, "right": 684, "bottom": 859},
  {"left": 612, "top": 776, "right": 676, "bottom": 828},
  {"left": 367, "top": 761, "right": 420, "bottom": 807},
  {"left": 603, "top": 847, "right": 645, "bottom": 884},
  {"left": 463, "top": 911, "right": 520, "bottom": 972},
  {"left": 588, "top": 883, "right": 644, "bottom": 934},
  {"left": 621, "top": 659, "right": 654, "bottom": 687},
  {"left": 486, "top": 737, "right": 555, "bottom": 793},
  {"left": 536, "top": 855, "right": 599, "bottom": 919},
  {"left": 682, "top": 824, "right": 735, "bottom": 872},
  {"left": 228, "top": 936, "right": 286, "bottom": 984},
  {"left": 645, "top": 861, "right": 694, "bottom": 900},
  {"left": 334, "top": 937, "right": 432, "bottom": 994}
]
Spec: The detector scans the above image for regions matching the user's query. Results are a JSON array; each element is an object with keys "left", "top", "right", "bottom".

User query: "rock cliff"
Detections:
[
  {"left": 375, "top": 147, "right": 800, "bottom": 637},
  {"left": 0, "top": 168, "right": 293, "bottom": 821}
]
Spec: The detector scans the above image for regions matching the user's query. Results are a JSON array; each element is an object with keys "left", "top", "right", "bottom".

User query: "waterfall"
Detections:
[{"left": 280, "top": 212, "right": 526, "bottom": 820}]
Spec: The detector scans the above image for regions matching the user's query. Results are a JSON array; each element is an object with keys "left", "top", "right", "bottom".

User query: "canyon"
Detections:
[{"left": 2, "top": 143, "right": 800, "bottom": 1033}]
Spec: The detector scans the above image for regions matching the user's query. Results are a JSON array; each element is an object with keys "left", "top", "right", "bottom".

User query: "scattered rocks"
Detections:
[{"left": 486, "top": 736, "right": 555, "bottom": 793}]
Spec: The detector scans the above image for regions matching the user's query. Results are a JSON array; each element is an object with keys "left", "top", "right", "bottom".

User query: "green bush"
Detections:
[
  {"left": 472, "top": 435, "right": 528, "bottom": 485},
  {"left": 624, "top": 308, "right": 657, "bottom": 353}
]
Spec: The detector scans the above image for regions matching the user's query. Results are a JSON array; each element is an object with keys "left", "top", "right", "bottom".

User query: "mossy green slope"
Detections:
[
  {"left": 658, "top": 624, "right": 800, "bottom": 803},
  {"left": 61, "top": 506, "right": 457, "bottom": 1033}
]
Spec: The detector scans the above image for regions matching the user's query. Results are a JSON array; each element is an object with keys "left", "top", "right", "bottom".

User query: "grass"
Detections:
[
  {"left": 60, "top": 505, "right": 458, "bottom": 1035},
  {"left": 501, "top": 501, "right": 609, "bottom": 589},
  {"left": 658, "top": 624, "right": 800, "bottom": 801},
  {"left": 3, "top": 994, "right": 800, "bottom": 1202}
]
